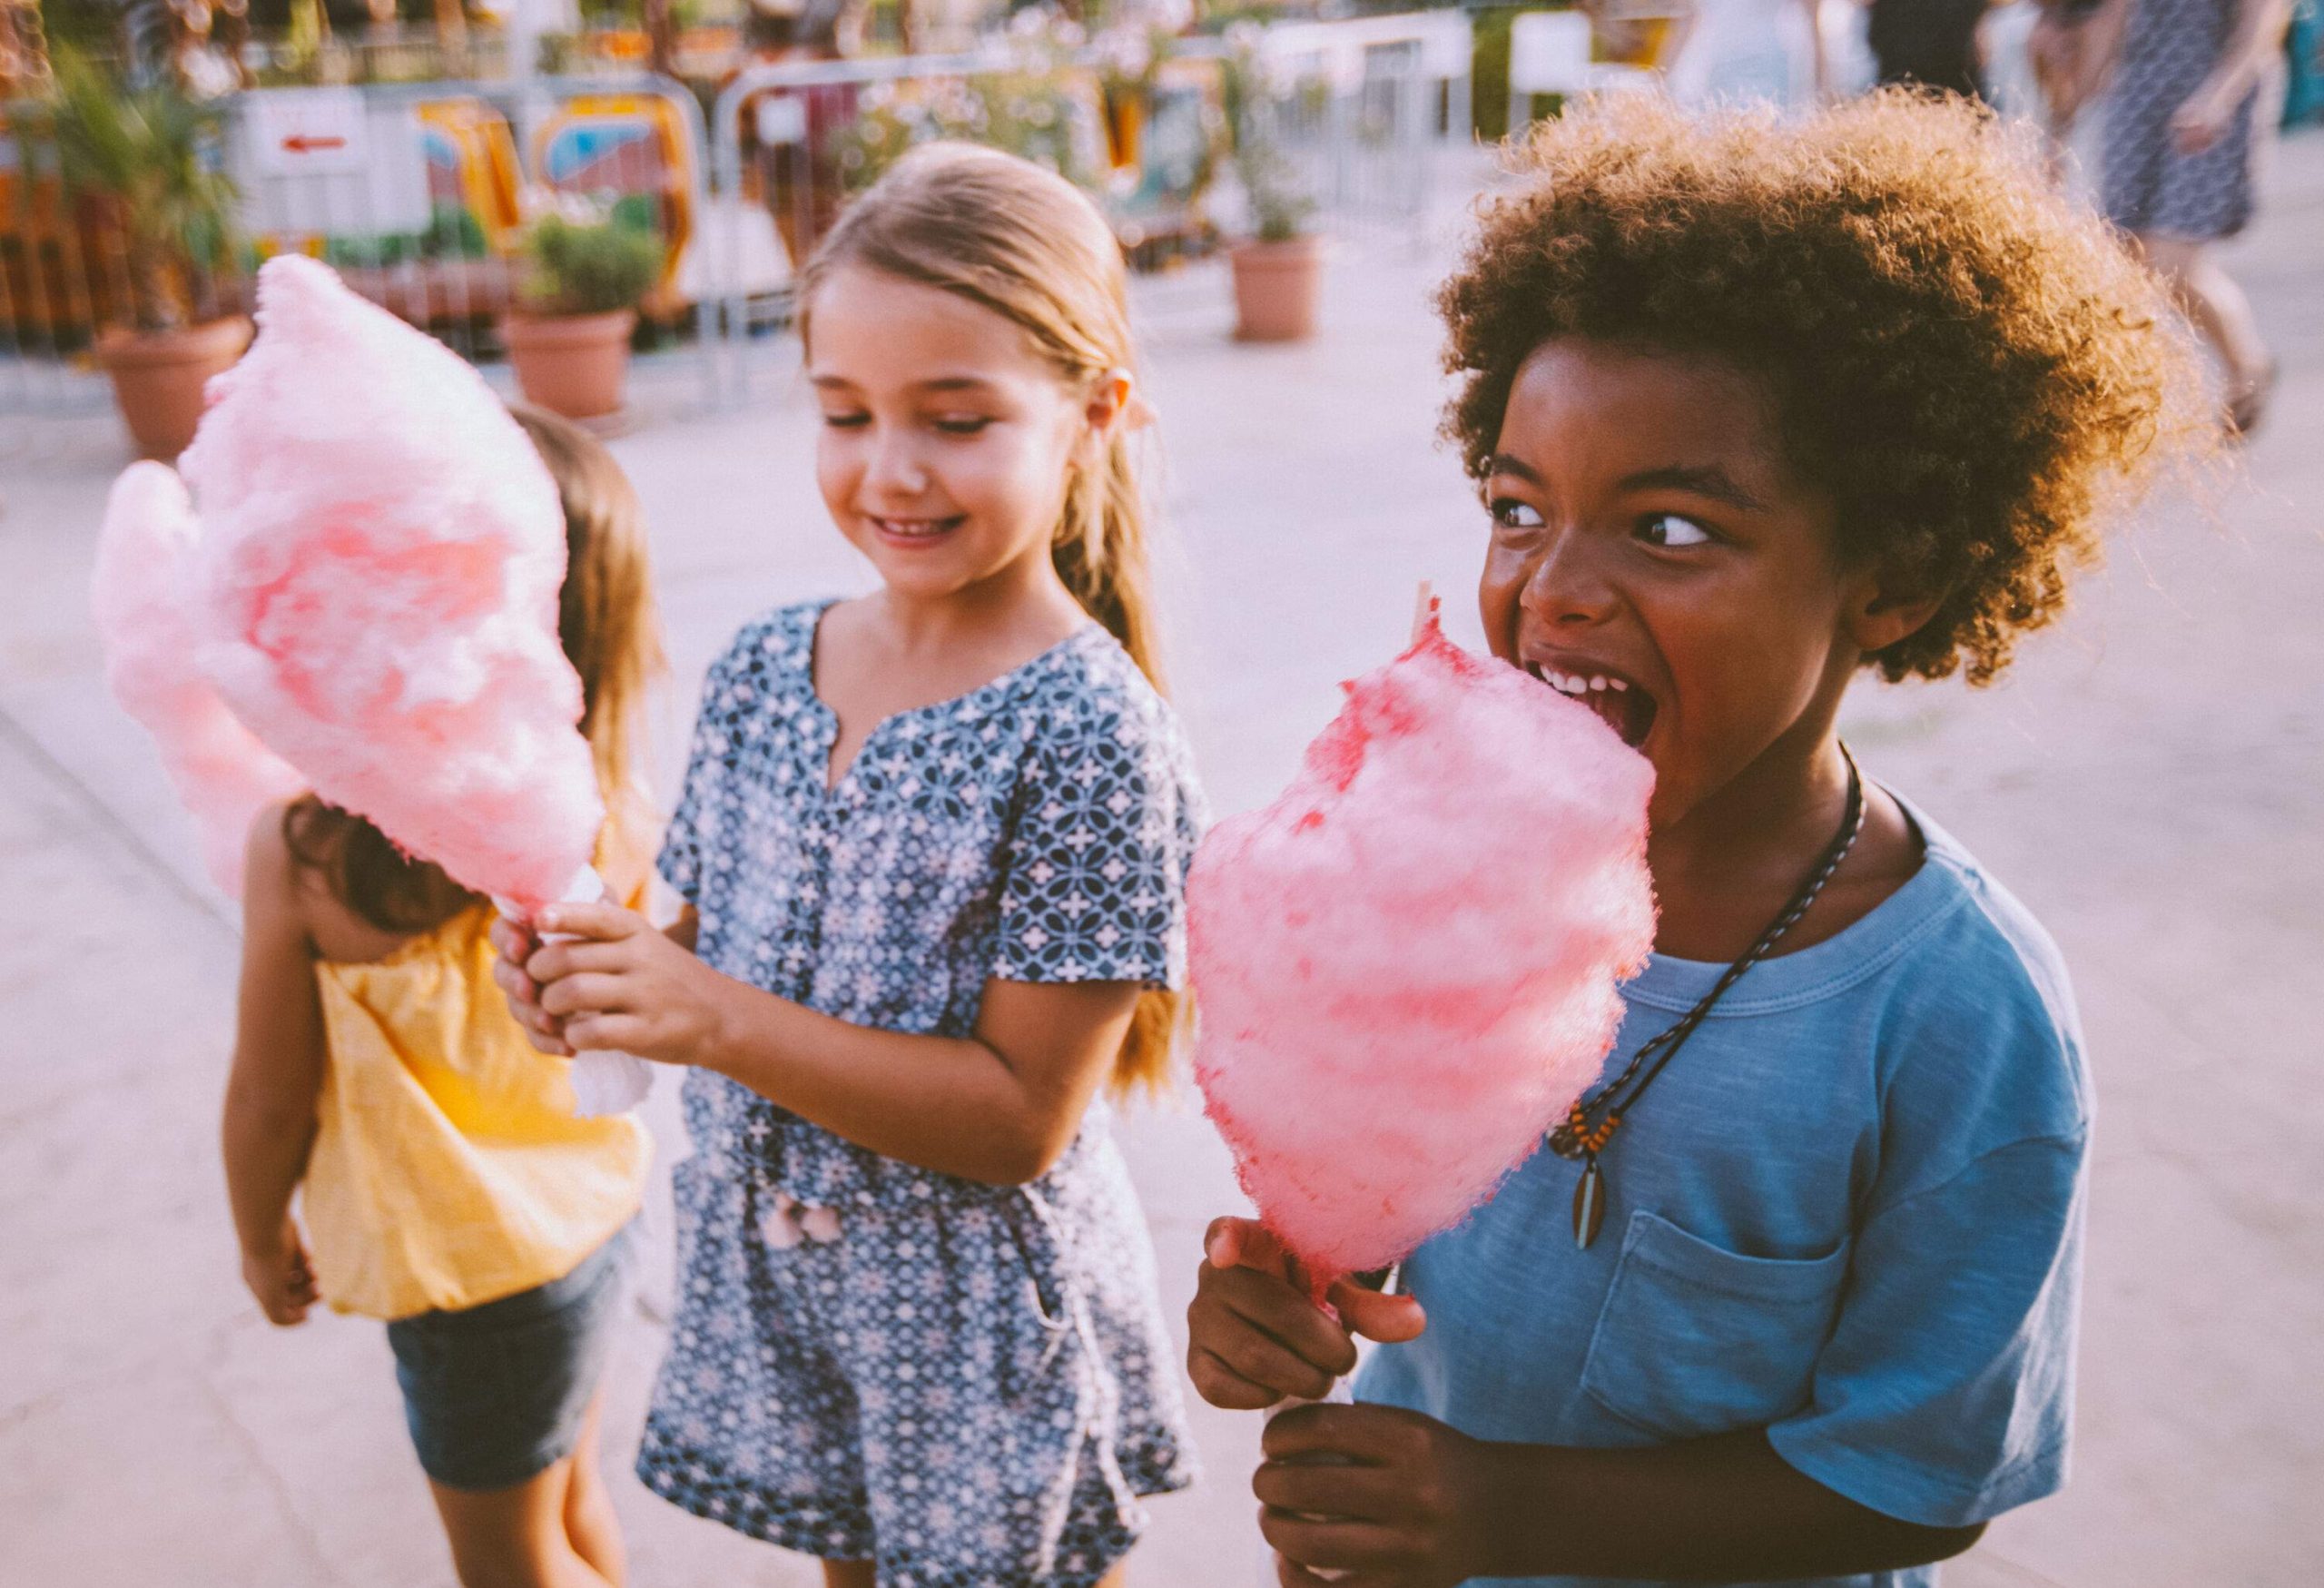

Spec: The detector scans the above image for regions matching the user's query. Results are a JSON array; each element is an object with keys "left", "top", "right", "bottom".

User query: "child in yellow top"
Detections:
[{"left": 221, "top": 406, "right": 665, "bottom": 1588}]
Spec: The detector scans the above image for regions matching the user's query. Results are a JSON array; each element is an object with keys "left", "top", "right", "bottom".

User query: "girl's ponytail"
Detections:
[
  {"left": 1056, "top": 426, "right": 1182, "bottom": 1092},
  {"left": 1055, "top": 428, "right": 1164, "bottom": 691},
  {"left": 799, "top": 143, "right": 1185, "bottom": 1094}
]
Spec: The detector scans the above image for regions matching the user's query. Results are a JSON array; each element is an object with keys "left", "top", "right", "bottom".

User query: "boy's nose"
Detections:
[{"left": 1520, "top": 532, "right": 1620, "bottom": 626}]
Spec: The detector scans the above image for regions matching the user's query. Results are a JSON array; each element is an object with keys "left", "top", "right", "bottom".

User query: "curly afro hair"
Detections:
[{"left": 1440, "top": 91, "right": 2211, "bottom": 684}]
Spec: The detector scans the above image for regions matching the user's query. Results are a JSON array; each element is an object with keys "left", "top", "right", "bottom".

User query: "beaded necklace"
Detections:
[{"left": 1550, "top": 744, "right": 1867, "bottom": 1248}]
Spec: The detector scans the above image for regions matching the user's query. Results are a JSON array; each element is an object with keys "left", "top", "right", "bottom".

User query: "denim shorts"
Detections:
[{"left": 385, "top": 1223, "right": 632, "bottom": 1491}]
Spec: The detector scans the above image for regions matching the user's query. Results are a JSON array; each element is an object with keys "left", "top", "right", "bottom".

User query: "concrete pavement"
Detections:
[{"left": 3, "top": 132, "right": 2319, "bottom": 1586}]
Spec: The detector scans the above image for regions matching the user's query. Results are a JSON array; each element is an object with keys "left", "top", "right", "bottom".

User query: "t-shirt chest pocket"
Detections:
[{"left": 1578, "top": 1209, "right": 1850, "bottom": 1441}]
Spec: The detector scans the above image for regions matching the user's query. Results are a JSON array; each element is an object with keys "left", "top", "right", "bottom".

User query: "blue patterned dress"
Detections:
[
  {"left": 2102, "top": 0, "right": 2260, "bottom": 240},
  {"left": 636, "top": 600, "right": 1202, "bottom": 1587}
]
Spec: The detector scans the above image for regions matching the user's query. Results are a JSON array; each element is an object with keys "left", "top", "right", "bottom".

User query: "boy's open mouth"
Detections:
[{"left": 1525, "top": 660, "right": 1658, "bottom": 749}]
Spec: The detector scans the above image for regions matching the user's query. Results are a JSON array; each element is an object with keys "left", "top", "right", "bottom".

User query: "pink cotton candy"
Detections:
[
  {"left": 171, "top": 254, "right": 601, "bottom": 911},
  {"left": 92, "top": 462, "right": 304, "bottom": 896},
  {"left": 1188, "top": 610, "right": 1657, "bottom": 1287}
]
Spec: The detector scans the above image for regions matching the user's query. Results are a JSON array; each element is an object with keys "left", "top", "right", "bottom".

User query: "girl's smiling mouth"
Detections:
[
  {"left": 1524, "top": 657, "right": 1659, "bottom": 749},
  {"left": 866, "top": 514, "right": 967, "bottom": 547}
]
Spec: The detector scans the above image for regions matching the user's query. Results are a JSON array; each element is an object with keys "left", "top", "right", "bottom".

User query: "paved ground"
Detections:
[{"left": 3, "top": 132, "right": 2319, "bottom": 1587}]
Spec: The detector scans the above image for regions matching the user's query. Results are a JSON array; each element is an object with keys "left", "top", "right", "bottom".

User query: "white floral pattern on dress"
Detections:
[{"left": 638, "top": 601, "right": 1203, "bottom": 1587}]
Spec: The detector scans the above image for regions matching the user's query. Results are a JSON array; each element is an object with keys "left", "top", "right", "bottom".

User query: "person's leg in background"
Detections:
[{"left": 2135, "top": 231, "right": 2276, "bottom": 430}]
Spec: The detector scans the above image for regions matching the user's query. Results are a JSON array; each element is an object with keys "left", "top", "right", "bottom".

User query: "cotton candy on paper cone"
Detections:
[
  {"left": 1189, "top": 610, "right": 1656, "bottom": 1287},
  {"left": 91, "top": 462, "right": 304, "bottom": 896},
  {"left": 91, "top": 255, "right": 639, "bottom": 1113},
  {"left": 175, "top": 253, "right": 602, "bottom": 913}
]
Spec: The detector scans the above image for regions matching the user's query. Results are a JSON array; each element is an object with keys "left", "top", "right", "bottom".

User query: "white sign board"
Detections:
[
  {"left": 755, "top": 95, "right": 810, "bottom": 147},
  {"left": 231, "top": 93, "right": 431, "bottom": 242},
  {"left": 1508, "top": 13, "right": 1595, "bottom": 97},
  {"left": 243, "top": 88, "right": 372, "bottom": 178}
]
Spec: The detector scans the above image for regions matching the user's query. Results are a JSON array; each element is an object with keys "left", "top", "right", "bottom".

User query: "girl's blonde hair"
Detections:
[
  {"left": 286, "top": 405, "right": 666, "bottom": 932},
  {"left": 797, "top": 143, "right": 1182, "bottom": 1094}
]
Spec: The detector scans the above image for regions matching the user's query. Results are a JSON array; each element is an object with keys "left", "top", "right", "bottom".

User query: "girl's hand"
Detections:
[
  {"left": 1187, "top": 1217, "right": 1427, "bottom": 1410},
  {"left": 1256, "top": 1402, "right": 1498, "bottom": 1586},
  {"left": 488, "top": 914, "right": 571, "bottom": 1057},
  {"left": 522, "top": 901, "right": 726, "bottom": 1066},
  {"left": 2170, "top": 83, "right": 2238, "bottom": 154},
  {"left": 241, "top": 1218, "right": 320, "bottom": 1327}
]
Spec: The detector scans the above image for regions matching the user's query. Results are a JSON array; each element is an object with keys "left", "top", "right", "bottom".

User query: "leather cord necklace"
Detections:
[{"left": 1550, "top": 745, "right": 1867, "bottom": 1248}]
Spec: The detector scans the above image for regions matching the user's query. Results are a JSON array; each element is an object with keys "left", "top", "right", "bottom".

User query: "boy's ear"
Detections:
[{"left": 1844, "top": 565, "right": 1950, "bottom": 657}]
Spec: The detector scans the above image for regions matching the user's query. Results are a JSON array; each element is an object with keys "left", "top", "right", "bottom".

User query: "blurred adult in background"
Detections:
[
  {"left": 2087, "top": 0, "right": 2290, "bottom": 432},
  {"left": 1865, "top": 0, "right": 1994, "bottom": 98},
  {"left": 2030, "top": 0, "right": 2112, "bottom": 138},
  {"left": 1665, "top": 0, "right": 1833, "bottom": 106}
]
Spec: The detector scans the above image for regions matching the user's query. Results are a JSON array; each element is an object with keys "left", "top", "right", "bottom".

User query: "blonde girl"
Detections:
[
  {"left": 222, "top": 407, "right": 665, "bottom": 1588},
  {"left": 495, "top": 144, "right": 1201, "bottom": 1588}
]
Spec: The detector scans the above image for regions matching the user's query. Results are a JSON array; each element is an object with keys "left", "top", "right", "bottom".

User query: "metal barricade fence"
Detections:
[
  {"left": 4, "top": 15, "right": 1470, "bottom": 423},
  {"left": 3, "top": 73, "right": 714, "bottom": 421},
  {"left": 701, "top": 14, "right": 1474, "bottom": 404},
  {"left": 700, "top": 44, "right": 1019, "bottom": 404},
  {"left": 1252, "top": 10, "right": 1474, "bottom": 242}
]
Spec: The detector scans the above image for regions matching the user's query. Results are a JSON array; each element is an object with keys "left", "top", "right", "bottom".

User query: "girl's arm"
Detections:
[
  {"left": 2071, "top": 0, "right": 2134, "bottom": 106},
  {"left": 221, "top": 806, "right": 329, "bottom": 1326},
  {"left": 499, "top": 903, "right": 1137, "bottom": 1187},
  {"left": 2171, "top": 0, "right": 2290, "bottom": 150}
]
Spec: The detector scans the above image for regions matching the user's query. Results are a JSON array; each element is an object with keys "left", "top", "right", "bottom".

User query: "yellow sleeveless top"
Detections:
[{"left": 302, "top": 905, "right": 651, "bottom": 1321}]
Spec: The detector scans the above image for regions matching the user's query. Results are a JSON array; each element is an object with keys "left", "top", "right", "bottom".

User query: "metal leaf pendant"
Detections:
[{"left": 1572, "top": 1155, "right": 1606, "bottom": 1249}]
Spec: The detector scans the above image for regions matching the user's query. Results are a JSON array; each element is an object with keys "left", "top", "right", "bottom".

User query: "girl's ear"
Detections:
[
  {"left": 1843, "top": 564, "right": 1950, "bottom": 657},
  {"left": 1079, "top": 369, "right": 1142, "bottom": 453}
]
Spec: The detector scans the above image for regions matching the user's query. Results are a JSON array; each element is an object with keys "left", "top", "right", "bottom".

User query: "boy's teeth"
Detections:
[{"left": 1528, "top": 662, "right": 1631, "bottom": 698}]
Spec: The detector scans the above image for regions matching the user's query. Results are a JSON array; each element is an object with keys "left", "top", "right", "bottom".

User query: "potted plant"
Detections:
[
  {"left": 502, "top": 197, "right": 663, "bottom": 421},
  {"left": 1220, "top": 38, "right": 1323, "bottom": 343},
  {"left": 1226, "top": 152, "right": 1322, "bottom": 342},
  {"left": 44, "top": 49, "right": 249, "bottom": 459}
]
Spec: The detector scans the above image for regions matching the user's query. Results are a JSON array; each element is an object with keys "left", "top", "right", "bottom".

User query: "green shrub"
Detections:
[
  {"left": 831, "top": 71, "right": 1102, "bottom": 196},
  {"left": 517, "top": 209, "right": 663, "bottom": 317},
  {"left": 41, "top": 46, "right": 241, "bottom": 331}
]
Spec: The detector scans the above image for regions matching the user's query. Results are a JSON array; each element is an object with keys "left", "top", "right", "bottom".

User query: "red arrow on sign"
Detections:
[{"left": 281, "top": 134, "right": 348, "bottom": 153}]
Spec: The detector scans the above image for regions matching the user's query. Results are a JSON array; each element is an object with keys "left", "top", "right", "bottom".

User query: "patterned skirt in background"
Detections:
[{"left": 2102, "top": 0, "right": 2260, "bottom": 240}]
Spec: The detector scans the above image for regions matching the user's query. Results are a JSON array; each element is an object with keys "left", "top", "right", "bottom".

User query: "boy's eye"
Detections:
[
  {"left": 820, "top": 411, "right": 870, "bottom": 429},
  {"left": 1490, "top": 498, "right": 1545, "bottom": 530},
  {"left": 1637, "top": 513, "right": 1712, "bottom": 547}
]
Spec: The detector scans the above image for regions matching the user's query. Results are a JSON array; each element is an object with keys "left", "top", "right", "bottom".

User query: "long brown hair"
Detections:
[
  {"left": 797, "top": 143, "right": 1184, "bottom": 1092},
  {"left": 285, "top": 405, "right": 666, "bottom": 934}
]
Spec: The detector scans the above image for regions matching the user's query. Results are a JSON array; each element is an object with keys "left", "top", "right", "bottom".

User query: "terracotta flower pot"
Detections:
[
  {"left": 503, "top": 310, "right": 637, "bottom": 421},
  {"left": 1229, "top": 236, "right": 1324, "bottom": 343},
  {"left": 95, "top": 316, "right": 253, "bottom": 460}
]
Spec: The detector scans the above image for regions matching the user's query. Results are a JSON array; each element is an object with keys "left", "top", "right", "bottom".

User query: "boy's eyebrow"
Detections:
[
  {"left": 1619, "top": 465, "right": 1769, "bottom": 513},
  {"left": 1486, "top": 454, "right": 1772, "bottom": 514}
]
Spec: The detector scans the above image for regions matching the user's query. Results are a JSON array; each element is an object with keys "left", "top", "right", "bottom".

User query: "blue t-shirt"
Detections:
[{"left": 1357, "top": 802, "right": 2089, "bottom": 1588}]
